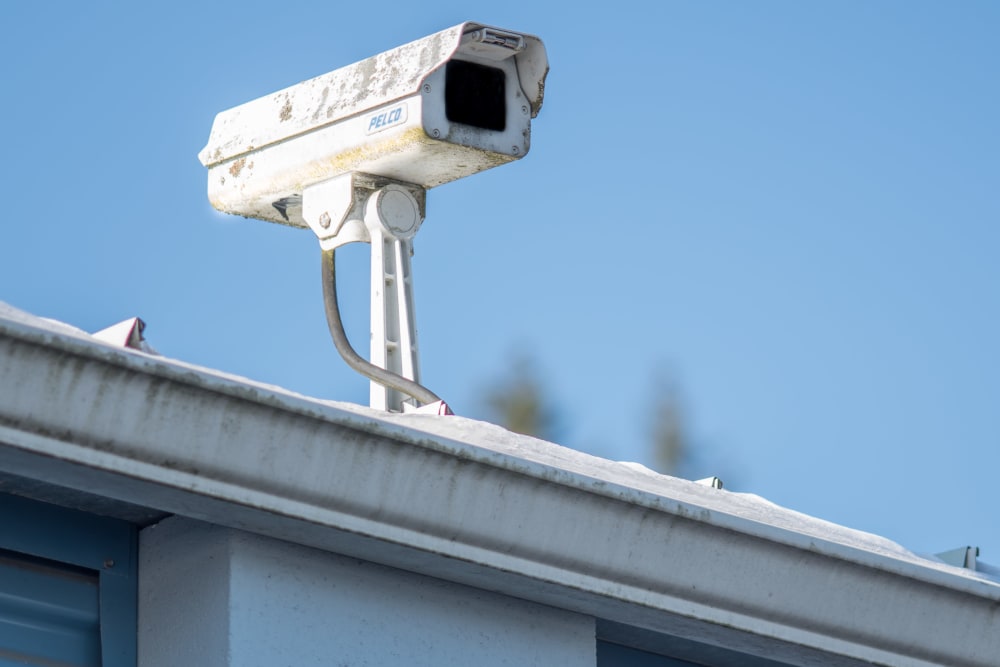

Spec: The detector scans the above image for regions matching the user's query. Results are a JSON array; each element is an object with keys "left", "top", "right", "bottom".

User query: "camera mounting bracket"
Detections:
[{"left": 304, "top": 173, "right": 445, "bottom": 414}]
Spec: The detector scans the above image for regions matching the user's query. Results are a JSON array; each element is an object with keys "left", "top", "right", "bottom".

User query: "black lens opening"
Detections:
[{"left": 445, "top": 60, "right": 506, "bottom": 132}]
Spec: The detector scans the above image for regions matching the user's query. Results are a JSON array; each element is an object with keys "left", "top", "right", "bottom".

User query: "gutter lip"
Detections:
[{"left": 1, "top": 308, "right": 997, "bottom": 604}]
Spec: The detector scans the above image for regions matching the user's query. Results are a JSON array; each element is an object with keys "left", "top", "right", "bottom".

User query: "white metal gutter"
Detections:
[{"left": 0, "top": 303, "right": 997, "bottom": 667}]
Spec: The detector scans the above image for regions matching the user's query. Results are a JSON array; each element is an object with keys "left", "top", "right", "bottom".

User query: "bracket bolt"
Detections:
[
  {"left": 521, "top": 105, "right": 529, "bottom": 114},
  {"left": 512, "top": 146, "right": 519, "bottom": 155},
  {"left": 318, "top": 212, "right": 331, "bottom": 229},
  {"left": 423, "top": 84, "right": 432, "bottom": 93},
  {"left": 432, "top": 129, "right": 441, "bottom": 138}
]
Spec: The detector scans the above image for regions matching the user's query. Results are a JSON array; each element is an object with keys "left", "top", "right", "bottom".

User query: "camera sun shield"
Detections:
[{"left": 199, "top": 22, "right": 548, "bottom": 228}]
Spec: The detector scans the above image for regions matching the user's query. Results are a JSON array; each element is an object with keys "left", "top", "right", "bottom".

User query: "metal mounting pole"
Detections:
[{"left": 364, "top": 185, "right": 423, "bottom": 412}]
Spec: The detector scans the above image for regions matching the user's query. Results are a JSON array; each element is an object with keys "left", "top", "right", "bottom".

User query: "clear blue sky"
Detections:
[{"left": 2, "top": 2, "right": 997, "bottom": 562}]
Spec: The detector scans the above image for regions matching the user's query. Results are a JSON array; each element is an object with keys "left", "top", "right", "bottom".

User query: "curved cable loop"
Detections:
[{"left": 321, "top": 248, "right": 442, "bottom": 407}]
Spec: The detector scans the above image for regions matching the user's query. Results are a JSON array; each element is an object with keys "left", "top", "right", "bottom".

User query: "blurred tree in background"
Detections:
[
  {"left": 482, "top": 352, "right": 561, "bottom": 443},
  {"left": 481, "top": 353, "right": 720, "bottom": 481},
  {"left": 647, "top": 372, "right": 690, "bottom": 478}
]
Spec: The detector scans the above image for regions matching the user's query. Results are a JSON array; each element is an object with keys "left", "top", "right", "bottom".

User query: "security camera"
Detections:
[
  {"left": 198, "top": 22, "right": 548, "bottom": 228},
  {"left": 199, "top": 22, "right": 548, "bottom": 414}
]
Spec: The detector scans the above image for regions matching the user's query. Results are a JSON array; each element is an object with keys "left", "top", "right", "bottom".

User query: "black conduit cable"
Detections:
[{"left": 321, "top": 247, "right": 442, "bottom": 407}]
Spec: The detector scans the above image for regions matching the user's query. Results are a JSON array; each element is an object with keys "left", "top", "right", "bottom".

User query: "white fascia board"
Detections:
[{"left": 0, "top": 303, "right": 998, "bottom": 667}]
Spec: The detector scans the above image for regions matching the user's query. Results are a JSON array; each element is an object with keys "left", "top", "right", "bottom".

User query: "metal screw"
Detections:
[
  {"left": 423, "top": 84, "right": 432, "bottom": 93},
  {"left": 432, "top": 129, "right": 441, "bottom": 138},
  {"left": 318, "top": 212, "right": 331, "bottom": 229},
  {"left": 104, "top": 559, "right": 115, "bottom": 569},
  {"left": 512, "top": 146, "right": 519, "bottom": 155},
  {"left": 521, "top": 105, "right": 528, "bottom": 114}
]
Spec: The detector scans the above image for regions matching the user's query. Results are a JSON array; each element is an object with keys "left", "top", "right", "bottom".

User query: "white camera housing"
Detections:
[{"left": 198, "top": 22, "right": 548, "bottom": 227}]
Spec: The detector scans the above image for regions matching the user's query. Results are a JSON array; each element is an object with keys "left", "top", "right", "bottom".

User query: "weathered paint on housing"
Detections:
[{"left": 199, "top": 22, "right": 547, "bottom": 228}]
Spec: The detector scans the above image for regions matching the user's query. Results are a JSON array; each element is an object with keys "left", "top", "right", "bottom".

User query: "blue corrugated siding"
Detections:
[
  {"left": 0, "top": 494, "right": 137, "bottom": 667},
  {"left": 598, "top": 641, "right": 705, "bottom": 666},
  {"left": 0, "top": 550, "right": 101, "bottom": 666}
]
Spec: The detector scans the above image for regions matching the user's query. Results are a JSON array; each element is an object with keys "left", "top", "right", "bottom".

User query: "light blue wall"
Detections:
[
  {"left": 139, "top": 517, "right": 595, "bottom": 667},
  {"left": 137, "top": 519, "right": 230, "bottom": 666}
]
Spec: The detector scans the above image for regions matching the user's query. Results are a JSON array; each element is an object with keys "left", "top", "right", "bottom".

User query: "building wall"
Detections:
[
  {"left": 139, "top": 517, "right": 596, "bottom": 667},
  {"left": 138, "top": 519, "right": 231, "bottom": 666}
]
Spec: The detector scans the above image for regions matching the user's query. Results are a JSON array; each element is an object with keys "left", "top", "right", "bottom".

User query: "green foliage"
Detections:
[
  {"left": 647, "top": 373, "right": 688, "bottom": 477},
  {"left": 480, "top": 352, "right": 730, "bottom": 485},
  {"left": 481, "top": 352, "right": 560, "bottom": 442}
]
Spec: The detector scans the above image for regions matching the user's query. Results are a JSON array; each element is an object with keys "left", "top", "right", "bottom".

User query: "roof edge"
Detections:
[{"left": 1, "top": 305, "right": 998, "bottom": 666}]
